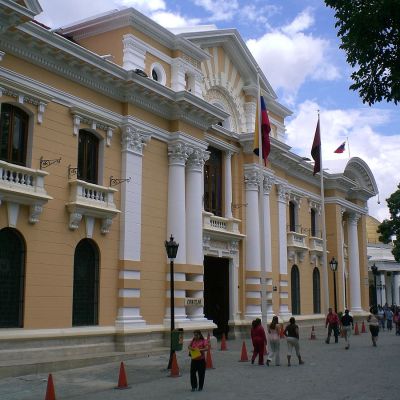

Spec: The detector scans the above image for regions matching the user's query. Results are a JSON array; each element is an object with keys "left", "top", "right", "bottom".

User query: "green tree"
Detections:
[
  {"left": 325, "top": 0, "right": 400, "bottom": 105},
  {"left": 377, "top": 184, "right": 400, "bottom": 262}
]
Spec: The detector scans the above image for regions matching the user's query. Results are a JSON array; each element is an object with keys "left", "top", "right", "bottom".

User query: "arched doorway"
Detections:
[
  {"left": 0, "top": 228, "right": 25, "bottom": 327},
  {"left": 313, "top": 268, "right": 321, "bottom": 314},
  {"left": 72, "top": 239, "right": 100, "bottom": 326},
  {"left": 291, "top": 265, "right": 300, "bottom": 315}
]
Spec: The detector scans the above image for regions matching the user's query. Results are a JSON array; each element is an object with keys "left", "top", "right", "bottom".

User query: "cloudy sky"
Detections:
[{"left": 35, "top": 0, "right": 400, "bottom": 222}]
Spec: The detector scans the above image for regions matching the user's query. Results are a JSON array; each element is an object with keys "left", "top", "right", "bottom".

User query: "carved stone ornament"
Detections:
[
  {"left": 29, "top": 204, "right": 43, "bottom": 224},
  {"left": 262, "top": 175, "right": 274, "bottom": 195},
  {"left": 187, "top": 148, "right": 210, "bottom": 171},
  {"left": 348, "top": 212, "right": 361, "bottom": 226},
  {"left": 276, "top": 184, "right": 290, "bottom": 203},
  {"left": 244, "top": 170, "right": 261, "bottom": 191},
  {"left": 121, "top": 125, "right": 148, "bottom": 155},
  {"left": 101, "top": 217, "right": 113, "bottom": 234},
  {"left": 168, "top": 142, "right": 193, "bottom": 166},
  {"left": 69, "top": 212, "right": 83, "bottom": 230}
]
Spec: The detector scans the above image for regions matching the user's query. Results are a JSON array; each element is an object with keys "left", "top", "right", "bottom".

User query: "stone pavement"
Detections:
[{"left": 1, "top": 326, "right": 399, "bottom": 400}]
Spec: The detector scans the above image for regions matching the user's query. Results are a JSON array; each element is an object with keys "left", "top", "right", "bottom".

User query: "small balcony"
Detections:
[
  {"left": 287, "top": 225, "right": 308, "bottom": 262},
  {"left": 66, "top": 179, "right": 120, "bottom": 234},
  {"left": 0, "top": 160, "right": 52, "bottom": 224}
]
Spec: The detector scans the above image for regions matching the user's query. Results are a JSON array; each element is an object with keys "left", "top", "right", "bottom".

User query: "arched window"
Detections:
[
  {"left": 0, "top": 228, "right": 25, "bottom": 327},
  {"left": 72, "top": 239, "right": 99, "bottom": 326},
  {"left": 289, "top": 201, "right": 296, "bottom": 232},
  {"left": 313, "top": 267, "right": 321, "bottom": 314},
  {"left": 0, "top": 103, "right": 29, "bottom": 166},
  {"left": 78, "top": 130, "right": 99, "bottom": 184},
  {"left": 204, "top": 147, "right": 222, "bottom": 216},
  {"left": 291, "top": 265, "right": 300, "bottom": 315},
  {"left": 311, "top": 208, "right": 317, "bottom": 237}
]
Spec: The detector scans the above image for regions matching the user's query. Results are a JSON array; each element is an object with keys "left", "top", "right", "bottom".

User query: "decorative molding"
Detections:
[
  {"left": 187, "top": 148, "right": 210, "bottom": 171},
  {"left": 244, "top": 169, "right": 261, "bottom": 191},
  {"left": 348, "top": 212, "right": 361, "bottom": 226},
  {"left": 276, "top": 183, "right": 290, "bottom": 203},
  {"left": 167, "top": 141, "right": 193, "bottom": 166},
  {"left": 28, "top": 204, "right": 43, "bottom": 224},
  {"left": 121, "top": 124, "right": 151, "bottom": 155}
]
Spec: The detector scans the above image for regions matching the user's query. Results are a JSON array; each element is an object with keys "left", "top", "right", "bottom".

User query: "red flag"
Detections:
[
  {"left": 253, "top": 96, "right": 271, "bottom": 165},
  {"left": 311, "top": 119, "right": 321, "bottom": 175},
  {"left": 334, "top": 141, "right": 346, "bottom": 153}
]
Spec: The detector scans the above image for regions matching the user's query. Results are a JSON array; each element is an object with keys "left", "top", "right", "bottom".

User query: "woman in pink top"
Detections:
[
  {"left": 250, "top": 318, "right": 267, "bottom": 365},
  {"left": 188, "top": 330, "right": 208, "bottom": 391}
]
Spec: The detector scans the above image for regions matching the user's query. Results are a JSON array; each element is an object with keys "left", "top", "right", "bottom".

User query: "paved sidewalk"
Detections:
[{"left": 1, "top": 326, "right": 399, "bottom": 400}]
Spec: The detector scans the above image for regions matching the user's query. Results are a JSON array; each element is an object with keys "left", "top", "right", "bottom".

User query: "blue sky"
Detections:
[{"left": 35, "top": 0, "right": 400, "bottom": 222}]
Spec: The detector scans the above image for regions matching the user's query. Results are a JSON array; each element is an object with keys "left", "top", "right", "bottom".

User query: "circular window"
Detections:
[{"left": 150, "top": 63, "right": 166, "bottom": 85}]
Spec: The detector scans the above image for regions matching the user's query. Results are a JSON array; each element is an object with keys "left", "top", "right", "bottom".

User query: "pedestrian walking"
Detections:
[
  {"left": 394, "top": 308, "right": 400, "bottom": 335},
  {"left": 384, "top": 307, "right": 393, "bottom": 331},
  {"left": 340, "top": 309, "right": 354, "bottom": 349},
  {"left": 250, "top": 318, "right": 267, "bottom": 365},
  {"left": 377, "top": 305, "right": 385, "bottom": 331},
  {"left": 325, "top": 307, "right": 340, "bottom": 344},
  {"left": 367, "top": 310, "right": 380, "bottom": 347},
  {"left": 266, "top": 316, "right": 280, "bottom": 366},
  {"left": 284, "top": 317, "right": 304, "bottom": 366},
  {"left": 188, "top": 330, "right": 208, "bottom": 392}
]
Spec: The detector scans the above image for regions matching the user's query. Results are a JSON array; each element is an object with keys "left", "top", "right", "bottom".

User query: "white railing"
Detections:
[
  {"left": 68, "top": 179, "right": 117, "bottom": 210},
  {"left": 287, "top": 231, "right": 308, "bottom": 249},
  {"left": 309, "top": 236, "right": 323, "bottom": 253},
  {"left": 203, "top": 211, "right": 241, "bottom": 235},
  {"left": 0, "top": 160, "right": 48, "bottom": 195}
]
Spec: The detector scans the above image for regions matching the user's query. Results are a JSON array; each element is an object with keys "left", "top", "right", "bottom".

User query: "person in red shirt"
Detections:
[
  {"left": 188, "top": 330, "right": 208, "bottom": 392},
  {"left": 250, "top": 318, "right": 267, "bottom": 365},
  {"left": 325, "top": 307, "right": 340, "bottom": 344}
]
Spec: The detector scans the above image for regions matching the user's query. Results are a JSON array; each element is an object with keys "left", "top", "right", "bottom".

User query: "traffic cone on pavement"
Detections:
[
  {"left": 354, "top": 322, "right": 360, "bottom": 335},
  {"left": 309, "top": 325, "right": 316, "bottom": 340},
  {"left": 169, "top": 352, "right": 180, "bottom": 377},
  {"left": 45, "top": 374, "right": 56, "bottom": 400},
  {"left": 115, "top": 361, "right": 130, "bottom": 389},
  {"left": 239, "top": 341, "right": 249, "bottom": 362},
  {"left": 206, "top": 348, "right": 215, "bottom": 369},
  {"left": 361, "top": 321, "right": 366, "bottom": 333},
  {"left": 220, "top": 333, "right": 227, "bottom": 351}
]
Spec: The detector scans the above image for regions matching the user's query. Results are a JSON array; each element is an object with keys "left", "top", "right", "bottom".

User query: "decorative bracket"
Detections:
[
  {"left": 110, "top": 176, "right": 131, "bottom": 187},
  {"left": 40, "top": 156, "right": 61, "bottom": 170},
  {"left": 68, "top": 165, "right": 78, "bottom": 179}
]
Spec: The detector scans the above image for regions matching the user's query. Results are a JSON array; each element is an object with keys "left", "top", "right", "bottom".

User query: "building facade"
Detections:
[{"left": 0, "top": 0, "right": 378, "bottom": 359}]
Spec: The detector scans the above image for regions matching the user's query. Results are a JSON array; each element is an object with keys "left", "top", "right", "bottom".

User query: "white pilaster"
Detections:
[
  {"left": 393, "top": 272, "right": 400, "bottom": 306},
  {"left": 244, "top": 167, "right": 261, "bottom": 318},
  {"left": 262, "top": 175, "right": 274, "bottom": 273},
  {"left": 224, "top": 151, "right": 233, "bottom": 219},
  {"left": 347, "top": 213, "right": 363, "bottom": 313},
  {"left": 277, "top": 184, "right": 289, "bottom": 275},
  {"left": 379, "top": 273, "right": 387, "bottom": 306}
]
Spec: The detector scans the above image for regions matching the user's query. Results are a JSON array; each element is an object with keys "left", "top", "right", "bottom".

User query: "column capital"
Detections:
[
  {"left": 276, "top": 183, "right": 290, "bottom": 203},
  {"left": 262, "top": 175, "right": 274, "bottom": 195},
  {"left": 244, "top": 170, "right": 261, "bottom": 191},
  {"left": 348, "top": 213, "right": 361, "bottom": 226},
  {"left": 168, "top": 141, "right": 193, "bottom": 166},
  {"left": 121, "top": 124, "right": 150, "bottom": 155},
  {"left": 187, "top": 148, "right": 210, "bottom": 171}
]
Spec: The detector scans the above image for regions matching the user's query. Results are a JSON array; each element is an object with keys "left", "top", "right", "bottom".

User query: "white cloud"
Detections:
[
  {"left": 246, "top": 9, "right": 340, "bottom": 104},
  {"left": 151, "top": 12, "right": 201, "bottom": 28},
  {"left": 119, "top": 0, "right": 166, "bottom": 11},
  {"left": 286, "top": 100, "right": 400, "bottom": 221},
  {"left": 193, "top": 0, "right": 239, "bottom": 21}
]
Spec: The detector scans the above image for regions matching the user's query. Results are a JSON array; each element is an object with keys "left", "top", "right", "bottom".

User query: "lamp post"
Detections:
[
  {"left": 165, "top": 235, "right": 179, "bottom": 370},
  {"left": 329, "top": 257, "right": 338, "bottom": 312},
  {"left": 371, "top": 264, "right": 378, "bottom": 307}
]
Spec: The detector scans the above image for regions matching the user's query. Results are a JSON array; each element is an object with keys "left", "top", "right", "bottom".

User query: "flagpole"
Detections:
[
  {"left": 257, "top": 73, "right": 268, "bottom": 326},
  {"left": 346, "top": 136, "right": 351, "bottom": 158},
  {"left": 319, "top": 111, "right": 330, "bottom": 314}
]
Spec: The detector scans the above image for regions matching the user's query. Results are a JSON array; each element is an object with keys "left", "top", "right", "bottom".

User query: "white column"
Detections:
[
  {"left": 393, "top": 272, "right": 400, "bottom": 306},
  {"left": 347, "top": 213, "right": 363, "bottom": 313},
  {"left": 277, "top": 184, "right": 290, "bottom": 317},
  {"left": 166, "top": 142, "right": 192, "bottom": 323},
  {"left": 116, "top": 124, "right": 149, "bottom": 329},
  {"left": 244, "top": 168, "right": 261, "bottom": 319},
  {"left": 186, "top": 148, "right": 208, "bottom": 320},
  {"left": 224, "top": 151, "right": 233, "bottom": 219},
  {"left": 379, "top": 273, "right": 387, "bottom": 306}
]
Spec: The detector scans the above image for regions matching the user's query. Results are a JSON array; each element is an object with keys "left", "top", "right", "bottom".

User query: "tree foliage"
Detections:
[
  {"left": 325, "top": 0, "right": 400, "bottom": 105},
  {"left": 377, "top": 184, "right": 400, "bottom": 262}
]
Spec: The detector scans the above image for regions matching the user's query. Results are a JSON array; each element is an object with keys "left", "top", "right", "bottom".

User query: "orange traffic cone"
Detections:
[
  {"left": 239, "top": 341, "right": 249, "bottom": 362},
  {"left": 220, "top": 333, "right": 227, "bottom": 351},
  {"left": 361, "top": 321, "right": 366, "bottom": 333},
  {"left": 115, "top": 361, "right": 130, "bottom": 389},
  {"left": 206, "top": 348, "right": 215, "bottom": 369},
  {"left": 354, "top": 322, "right": 360, "bottom": 335},
  {"left": 45, "top": 374, "right": 56, "bottom": 400},
  {"left": 169, "top": 352, "right": 180, "bottom": 377},
  {"left": 309, "top": 325, "right": 316, "bottom": 340}
]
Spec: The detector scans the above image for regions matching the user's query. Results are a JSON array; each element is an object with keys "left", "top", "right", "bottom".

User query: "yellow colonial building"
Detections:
[{"left": 0, "top": 0, "right": 378, "bottom": 368}]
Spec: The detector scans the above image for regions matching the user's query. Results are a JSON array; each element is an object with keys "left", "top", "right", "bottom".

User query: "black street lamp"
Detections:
[
  {"left": 329, "top": 257, "right": 338, "bottom": 312},
  {"left": 371, "top": 264, "right": 378, "bottom": 307},
  {"left": 165, "top": 235, "right": 179, "bottom": 370}
]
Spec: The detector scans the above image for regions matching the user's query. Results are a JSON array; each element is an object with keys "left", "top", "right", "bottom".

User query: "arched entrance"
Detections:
[
  {"left": 0, "top": 228, "right": 25, "bottom": 327},
  {"left": 204, "top": 256, "right": 230, "bottom": 338},
  {"left": 72, "top": 239, "right": 99, "bottom": 326},
  {"left": 291, "top": 265, "right": 301, "bottom": 315}
]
